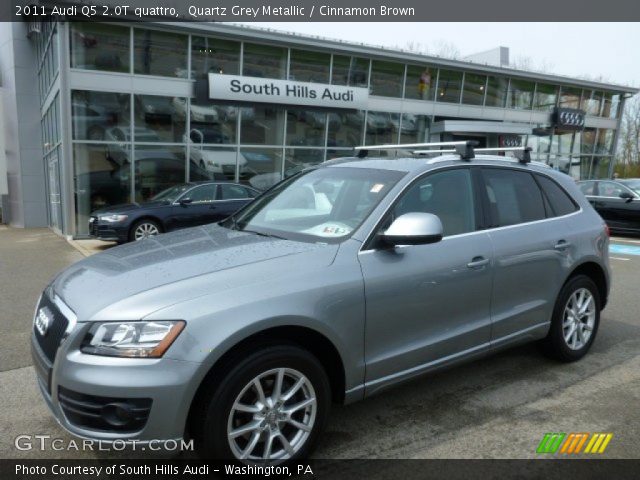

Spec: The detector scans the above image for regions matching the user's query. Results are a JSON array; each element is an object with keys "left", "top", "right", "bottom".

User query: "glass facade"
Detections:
[
  {"left": 243, "top": 43, "right": 287, "bottom": 79},
  {"left": 370, "top": 61, "right": 404, "bottom": 97},
  {"left": 436, "top": 70, "right": 463, "bottom": 103},
  {"left": 191, "top": 36, "right": 240, "bottom": 78},
  {"left": 289, "top": 49, "right": 330, "bottom": 83},
  {"left": 506, "top": 79, "right": 534, "bottom": 110},
  {"left": 485, "top": 76, "right": 509, "bottom": 108},
  {"left": 533, "top": 83, "right": 558, "bottom": 111},
  {"left": 59, "top": 22, "right": 627, "bottom": 237},
  {"left": 405, "top": 65, "right": 435, "bottom": 101},
  {"left": 462, "top": 73, "right": 487, "bottom": 106},
  {"left": 70, "top": 23, "right": 128, "bottom": 73},
  {"left": 134, "top": 28, "right": 187, "bottom": 77}
]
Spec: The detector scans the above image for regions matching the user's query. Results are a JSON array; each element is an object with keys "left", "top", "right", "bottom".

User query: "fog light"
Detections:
[{"left": 101, "top": 402, "right": 134, "bottom": 427}]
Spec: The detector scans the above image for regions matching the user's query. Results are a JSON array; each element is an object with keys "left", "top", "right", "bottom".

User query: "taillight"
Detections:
[{"left": 604, "top": 224, "right": 610, "bottom": 237}]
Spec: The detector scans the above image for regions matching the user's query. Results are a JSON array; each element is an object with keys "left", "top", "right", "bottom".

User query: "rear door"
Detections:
[
  {"left": 214, "top": 184, "right": 257, "bottom": 221},
  {"left": 479, "top": 167, "right": 575, "bottom": 347},
  {"left": 171, "top": 184, "right": 218, "bottom": 229}
]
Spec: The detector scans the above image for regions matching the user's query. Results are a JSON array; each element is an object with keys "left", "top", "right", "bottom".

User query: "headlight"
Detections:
[
  {"left": 206, "top": 160, "right": 218, "bottom": 167},
  {"left": 81, "top": 321, "right": 185, "bottom": 358},
  {"left": 98, "top": 214, "right": 128, "bottom": 223}
]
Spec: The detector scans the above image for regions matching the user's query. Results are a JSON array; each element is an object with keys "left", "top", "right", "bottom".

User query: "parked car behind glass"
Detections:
[
  {"left": 578, "top": 178, "right": 640, "bottom": 234},
  {"left": 89, "top": 181, "right": 259, "bottom": 242}
]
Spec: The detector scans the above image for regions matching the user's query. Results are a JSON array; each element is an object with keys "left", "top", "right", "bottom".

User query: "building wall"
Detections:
[
  {"left": 0, "top": 22, "right": 47, "bottom": 228},
  {"left": 2, "top": 20, "right": 634, "bottom": 236}
]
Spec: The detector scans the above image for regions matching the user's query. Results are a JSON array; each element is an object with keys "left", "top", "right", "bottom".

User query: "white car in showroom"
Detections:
[{"left": 185, "top": 128, "right": 248, "bottom": 178}]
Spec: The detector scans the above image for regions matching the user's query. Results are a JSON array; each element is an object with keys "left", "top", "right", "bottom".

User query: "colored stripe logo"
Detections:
[{"left": 537, "top": 433, "right": 613, "bottom": 454}]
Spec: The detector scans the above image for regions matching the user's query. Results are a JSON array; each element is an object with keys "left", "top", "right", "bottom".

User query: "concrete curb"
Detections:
[{"left": 66, "top": 238, "right": 116, "bottom": 258}]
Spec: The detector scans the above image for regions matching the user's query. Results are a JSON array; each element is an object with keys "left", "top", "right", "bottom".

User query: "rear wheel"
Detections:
[
  {"left": 541, "top": 275, "right": 600, "bottom": 362},
  {"left": 129, "top": 219, "right": 161, "bottom": 242},
  {"left": 195, "top": 345, "right": 331, "bottom": 463}
]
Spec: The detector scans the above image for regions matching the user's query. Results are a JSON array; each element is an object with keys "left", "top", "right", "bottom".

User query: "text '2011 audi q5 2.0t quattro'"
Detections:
[{"left": 32, "top": 142, "right": 609, "bottom": 463}]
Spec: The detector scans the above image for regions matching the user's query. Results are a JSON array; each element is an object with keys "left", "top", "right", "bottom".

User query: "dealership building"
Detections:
[{"left": 0, "top": 18, "right": 637, "bottom": 238}]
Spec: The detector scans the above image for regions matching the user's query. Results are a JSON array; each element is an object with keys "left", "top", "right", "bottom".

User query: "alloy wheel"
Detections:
[
  {"left": 226, "top": 367, "right": 317, "bottom": 462},
  {"left": 562, "top": 288, "right": 596, "bottom": 350},
  {"left": 134, "top": 223, "right": 159, "bottom": 241}
]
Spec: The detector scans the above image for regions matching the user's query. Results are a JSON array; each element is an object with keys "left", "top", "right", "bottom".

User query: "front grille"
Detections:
[
  {"left": 89, "top": 217, "right": 98, "bottom": 236},
  {"left": 58, "top": 387, "right": 153, "bottom": 433},
  {"left": 33, "top": 293, "right": 69, "bottom": 364}
]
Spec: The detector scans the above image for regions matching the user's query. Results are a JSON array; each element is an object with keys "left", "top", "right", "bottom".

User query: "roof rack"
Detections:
[
  {"left": 413, "top": 146, "right": 533, "bottom": 164},
  {"left": 355, "top": 141, "right": 533, "bottom": 164},
  {"left": 355, "top": 141, "right": 479, "bottom": 160}
]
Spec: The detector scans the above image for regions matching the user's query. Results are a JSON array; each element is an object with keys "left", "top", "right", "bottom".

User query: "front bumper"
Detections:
[
  {"left": 88, "top": 217, "right": 129, "bottom": 242},
  {"left": 31, "top": 323, "right": 202, "bottom": 442}
]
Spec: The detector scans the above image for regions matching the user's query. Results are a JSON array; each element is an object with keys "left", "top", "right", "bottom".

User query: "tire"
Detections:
[
  {"left": 195, "top": 345, "right": 331, "bottom": 463},
  {"left": 541, "top": 275, "right": 601, "bottom": 362},
  {"left": 129, "top": 219, "right": 162, "bottom": 242}
]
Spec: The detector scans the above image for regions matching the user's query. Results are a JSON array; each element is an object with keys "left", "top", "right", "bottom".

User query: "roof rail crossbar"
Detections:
[
  {"left": 472, "top": 146, "right": 533, "bottom": 164},
  {"left": 354, "top": 140, "right": 479, "bottom": 160}
]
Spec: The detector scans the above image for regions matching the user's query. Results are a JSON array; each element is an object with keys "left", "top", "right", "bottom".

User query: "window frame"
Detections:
[
  {"left": 362, "top": 165, "right": 484, "bottom": 251},
  {"left": 477, "top": 166, "right": 548, "bottom": 229},
  {"left": 595, "top": 181, "right": 638, "bottom": 199},
  {"left": 218, "top": 183, "right": 257, "bottom": 201},
  {"left": 533, "top": 173, "right": 579, "bottom": 218},
  {"left": 176, "top": 183, "right": 218, "bottom": 204}
]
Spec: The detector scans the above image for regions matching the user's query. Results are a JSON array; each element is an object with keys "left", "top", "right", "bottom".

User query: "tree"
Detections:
[{"left": 615, "top": 95, "right": 640, "bottom": 178}]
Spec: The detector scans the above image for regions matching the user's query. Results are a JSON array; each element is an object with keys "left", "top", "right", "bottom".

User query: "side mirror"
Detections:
[
  {"left": 179, "top": 197, "right": 192, "bottom": 206},
  {"left": 381, "top": 213, "right": 443, "bottom": 246},
  {"left": 620, "top": 191, "right": 634, "bottom": 202}
]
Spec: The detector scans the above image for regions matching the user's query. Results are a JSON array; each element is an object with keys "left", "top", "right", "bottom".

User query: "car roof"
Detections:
[{"left": 323, "top": 154, "right": 554, "bottom": 175}]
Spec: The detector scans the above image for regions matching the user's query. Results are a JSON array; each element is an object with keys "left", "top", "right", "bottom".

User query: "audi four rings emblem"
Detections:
[
  {"left": 559, "top": 111, "right": 585, "bottom": 127},
  {"left": 35, "top": 307, "right": 52, "bottom": 336},
  {"left": 500, "top": 136, "right": 522, "bottom": 147}
]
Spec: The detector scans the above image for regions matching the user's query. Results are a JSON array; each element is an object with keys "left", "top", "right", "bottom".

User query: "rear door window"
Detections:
[
  {"left": 535, "top": 175, "right": 578, "bottom": 217},
  {"left": 481, "top": 168, "right": 546, "bottom": 227}
]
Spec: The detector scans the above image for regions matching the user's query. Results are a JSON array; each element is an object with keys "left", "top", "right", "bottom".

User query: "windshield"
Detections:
[
  {"left": 151, "top": 184, "right": 192, "bottom": 203},
  {"left": 620, "top": 180, "right": 640, "bottom": 195},
  {"left": 222, "top": 167, "right": 404, "bottom": 243}
]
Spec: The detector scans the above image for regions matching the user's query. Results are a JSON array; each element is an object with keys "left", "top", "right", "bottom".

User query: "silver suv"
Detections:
[{"left": 31, "top": 143, "right": 610, "bottom": 463}]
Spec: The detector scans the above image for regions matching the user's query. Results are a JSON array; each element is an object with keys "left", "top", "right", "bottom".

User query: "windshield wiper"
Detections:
[{"left": 242, "top": 229, "right": 288, "bottom": 241}]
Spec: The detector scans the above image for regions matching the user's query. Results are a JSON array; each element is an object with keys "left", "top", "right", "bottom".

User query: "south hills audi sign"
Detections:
[{"left": 207, "top": 73, "right": 369, "bottom": 109}]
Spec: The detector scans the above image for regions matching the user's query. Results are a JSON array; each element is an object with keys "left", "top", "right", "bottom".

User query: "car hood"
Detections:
[{"left": 52, "top": 224, "right": 337, "bottom": 321}]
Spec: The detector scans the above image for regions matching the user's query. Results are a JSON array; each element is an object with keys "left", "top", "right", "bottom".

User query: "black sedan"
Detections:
[
  {"left": 578, "top": 178, "right": 640, "bottom": 234},
  {"left": 89, "top": 181, "right": 260, "bottom": 243}
]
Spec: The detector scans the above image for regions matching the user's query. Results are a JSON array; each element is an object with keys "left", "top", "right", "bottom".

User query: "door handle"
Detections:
[
  {"left": 554, "top": 240, "right": 571, "bottom": 250},
  {"left": 209, "top": 205, "right": 218, "bottom": 210},
  {"left": 467, "top": 256, "right": 489, "bottom": 269}
]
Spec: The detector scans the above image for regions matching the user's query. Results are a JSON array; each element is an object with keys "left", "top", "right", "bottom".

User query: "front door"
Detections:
[
  {"left": 359, "top": 167, "right": 493, "bottom": 391},
  {"left": 594, "top": 181, "right": 640, "bottom": 231},
  {"left": 169, "top": 184, "right": 218, "bottom": 230}
]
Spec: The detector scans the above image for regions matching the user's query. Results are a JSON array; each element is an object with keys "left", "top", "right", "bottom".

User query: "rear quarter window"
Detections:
[{"left": 536, "top": 175, "right": 579, "bottom": 217}]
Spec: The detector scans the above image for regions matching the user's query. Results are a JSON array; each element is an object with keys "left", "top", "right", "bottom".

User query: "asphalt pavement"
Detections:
[{"left": 1, "top": 227, "right": 639, "bottom": 459}]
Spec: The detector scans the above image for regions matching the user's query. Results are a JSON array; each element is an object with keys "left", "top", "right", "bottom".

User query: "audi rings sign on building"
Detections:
[
  {"left": 553, "top": 107, "right": 586, "bottom": 131},
  {"left": 499, "top": 135, "right": 522, "bottom": 148}
]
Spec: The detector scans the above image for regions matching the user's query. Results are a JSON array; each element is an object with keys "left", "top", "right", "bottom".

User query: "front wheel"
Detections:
[
  {"left": 129, "top": 219, "right": 162, "bottom": 242},
  {"left": 541, "top": 275, "right": 600, "bottom": 362},
  {"left": 196, "top": 345, "right": 331, "bottom": 463}
]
